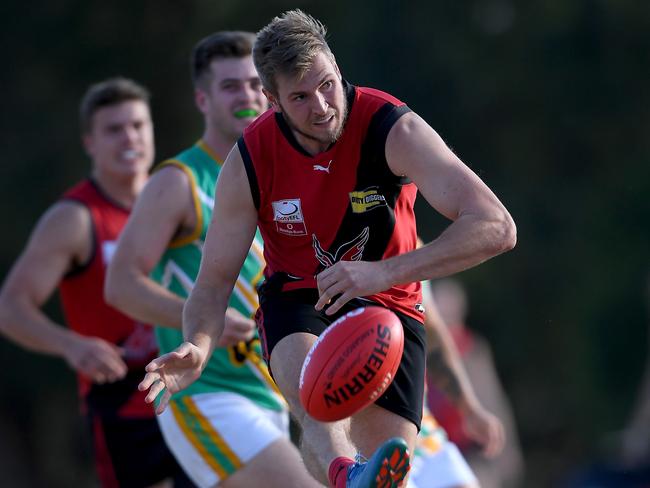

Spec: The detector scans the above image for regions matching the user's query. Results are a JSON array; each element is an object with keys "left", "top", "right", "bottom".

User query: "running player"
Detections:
[
  {"left": 139, "top": 10, "right": 516, "bottom": 488},
  {"left": 0, "top": 78, "right": 189, "bottom": 487}
]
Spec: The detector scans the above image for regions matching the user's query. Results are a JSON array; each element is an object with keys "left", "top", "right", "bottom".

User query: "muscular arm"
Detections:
[
  {"left": 316, "top": 112, "right": 516, "bottom": 313},
  {"left": 105, "top": 166, "right": 192, "bottom": 328},
  {"left": 384, "top": 112, "right": 516, "bottom": 283},
  {"left": 0, "top": 202, "right": 127, "bottom": 382}
]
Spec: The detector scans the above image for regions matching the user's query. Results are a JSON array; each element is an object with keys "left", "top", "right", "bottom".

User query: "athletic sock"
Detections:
[{"left": 328, "top": 456, "right": 354, "bottom": 488}]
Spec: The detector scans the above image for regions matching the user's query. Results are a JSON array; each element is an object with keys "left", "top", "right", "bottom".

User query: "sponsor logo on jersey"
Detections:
[
  {"left": 349, "top": 187, "right": 387, "bottom": 213},
  {"left": 312, "top": 227, "right": 369, "bottom": 268},
  {"left": 272, "top": 198, "right": 308, "bottom": 236}
]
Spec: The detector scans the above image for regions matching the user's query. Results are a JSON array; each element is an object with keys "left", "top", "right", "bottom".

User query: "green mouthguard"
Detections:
[{"left": 234, "top": 109, "right": 259, "bottom": 119}]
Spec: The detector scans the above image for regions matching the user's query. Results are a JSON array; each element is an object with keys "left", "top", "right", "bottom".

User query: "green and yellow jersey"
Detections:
[{"left": 150, "top": 140, "right": 284, "bottom": 411}]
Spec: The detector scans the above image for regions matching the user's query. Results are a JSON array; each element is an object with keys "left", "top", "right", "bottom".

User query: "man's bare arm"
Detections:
[
  {"left": 105, "top": 166, "right": 192, "bottom": 328},
  {"left": 316, "top": 112, "right": 516, "bottom": 314},
  {"left": 0, "top": 202, "right": 127, "bottom": 382},
  {"left": 384, "top": 112, "right": 516, "bottom": 284}
]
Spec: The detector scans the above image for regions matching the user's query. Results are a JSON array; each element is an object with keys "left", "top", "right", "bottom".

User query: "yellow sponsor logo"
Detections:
[{"left": 349, "top": 188, "right": 387, "bottom": 213}]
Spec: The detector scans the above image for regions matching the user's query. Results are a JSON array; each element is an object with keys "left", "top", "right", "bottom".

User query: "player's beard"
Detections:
[{"left": 280, "top": 98, "right": 348, "bottom": 147}]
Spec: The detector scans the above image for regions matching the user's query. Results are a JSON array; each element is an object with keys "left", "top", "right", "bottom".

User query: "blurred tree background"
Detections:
[{"left": 1, "top": 0, "right": 649, "bottom": 486}]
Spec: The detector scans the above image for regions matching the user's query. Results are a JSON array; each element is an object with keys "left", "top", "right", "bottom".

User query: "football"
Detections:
[{"left": 299, "top": 306, "right": 404, "bottom": 422}]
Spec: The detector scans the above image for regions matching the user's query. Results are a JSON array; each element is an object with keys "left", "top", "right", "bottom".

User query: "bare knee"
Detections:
[
  {"left": 269, "top": 334, "right": 316, "bottom": 421},
  {"left": 350, "top": 403, "right": 417, "bottom": 456}
]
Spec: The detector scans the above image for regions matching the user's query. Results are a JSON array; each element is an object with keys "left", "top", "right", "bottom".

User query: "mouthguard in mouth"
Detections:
[{"left": 234, "top": 109, "right": 259, "bottom": 119}]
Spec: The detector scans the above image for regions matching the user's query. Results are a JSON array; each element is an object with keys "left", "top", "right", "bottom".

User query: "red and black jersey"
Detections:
[
  {"left": 239, "top": 82, "right": 423, "bottom": 322},
  {"left": 59, "top": 179, "right": 158, "bottom": 418}
]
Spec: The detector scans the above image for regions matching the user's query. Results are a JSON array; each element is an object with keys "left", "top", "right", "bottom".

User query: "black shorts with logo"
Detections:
[{"left": 256, "top": 273, "right": 426, "bottom": 430}]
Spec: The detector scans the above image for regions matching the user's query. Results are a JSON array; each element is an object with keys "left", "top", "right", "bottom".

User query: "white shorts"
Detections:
[
  {"left": 157, "top": 391, "right": 289, "bottom": 488},
  {"left": 408, "top": 440, "right": 478, "bottom": 488}
]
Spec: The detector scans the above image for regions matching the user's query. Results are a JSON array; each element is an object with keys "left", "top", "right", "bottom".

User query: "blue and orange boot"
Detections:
[{"left": 329, "top": 437, "right": 410, "bottom": 488}]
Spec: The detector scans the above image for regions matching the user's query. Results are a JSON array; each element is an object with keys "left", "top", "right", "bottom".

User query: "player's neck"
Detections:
[
  {"left": 91, "top": 169, "right": 148, "bottom": 208},
  {"left": 292, "top": 131, "right": 331, "bottom": 157},
  {"left": 201, "top": 130, "right": 236, "bottom": 164}
]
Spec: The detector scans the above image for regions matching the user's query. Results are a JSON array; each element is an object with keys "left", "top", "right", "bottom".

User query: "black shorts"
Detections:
[
  {"left": 89, "top": 414, "right": 194, "bottom": 488},
  {"left": 256, "top": 275, "right": 426, "bottom": 430}
]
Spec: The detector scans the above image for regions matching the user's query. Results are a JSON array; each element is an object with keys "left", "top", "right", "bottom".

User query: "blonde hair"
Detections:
[{"left": 253, "top": 9, "right": 335, "bottom": 95}]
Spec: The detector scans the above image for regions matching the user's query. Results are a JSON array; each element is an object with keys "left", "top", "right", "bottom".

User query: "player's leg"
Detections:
[
  {"left": 256, "top": 285, "right": 358, "bottom": 483},
  {"left": 221, "top": 436, "right": 324, "bottom": 488},
  {"left": 269, "top": 328, "right": 414, "bottom": 488},
  {"left": 346, "top": 405, "right": 414, "bottom": 488},
  {"left": 270, "top": 331, "right": 356, "bottom": 484},
  {"left": 347, "top": 311, "right": 428, "bottom": 487},
  {"left": 259, "top": 284, "right": 418, "bottom": 487},
  {"left": 156, "top": 391, "right": 321, "bottom": 488},
  {"left": 351, "top": 404, "right": 418, "bottom": 457}
]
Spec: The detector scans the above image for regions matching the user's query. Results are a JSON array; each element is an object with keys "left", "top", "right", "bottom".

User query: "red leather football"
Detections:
[{"left": 299, "top": 306, "right": 404, "bottom": 422}]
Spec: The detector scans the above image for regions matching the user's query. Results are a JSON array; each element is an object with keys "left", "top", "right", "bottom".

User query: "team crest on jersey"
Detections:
[
  {"left": 349, "top": 187, "right": 387, "bottom": 213},
  {"left": 272, "top": 198, "right": 308, "bottom": 236},
  {"left": 312, "top": 227, "right": 370, "bottom": 268}
]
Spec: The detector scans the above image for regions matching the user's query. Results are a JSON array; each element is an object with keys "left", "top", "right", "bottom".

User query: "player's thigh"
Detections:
[
  {"left": 221, "top": 437, "right": 321, "bottom": 488},
  {"left": 258, "top": 288, "right": 328, "bottom": 405},
  {"left": 269, "top": 332, "right": 318, "bottom": 411},
  {"left": 350, "top": 311, "right": 426, "bottom": 456},
  {"left": 157, "top": 392, "right": 289, "bottom": 488}
]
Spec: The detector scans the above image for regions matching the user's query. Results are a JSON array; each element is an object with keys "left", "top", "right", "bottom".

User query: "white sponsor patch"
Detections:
[{"left": 272, "top": 198, "right": 308, "bottom": 236}]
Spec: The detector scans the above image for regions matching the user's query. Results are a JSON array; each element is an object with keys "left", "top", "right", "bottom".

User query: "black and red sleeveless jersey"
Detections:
[
  {"left": 239, "top": 82, "right": 423, "bottom": 322},
  {"left": 59, "top": 179, "right": 158, "bottom": 418}
]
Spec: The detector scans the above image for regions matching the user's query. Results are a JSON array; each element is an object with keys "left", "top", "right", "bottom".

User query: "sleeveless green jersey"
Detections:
[{"left": 150, "top": 140, "right": 284, "bottom": 411}]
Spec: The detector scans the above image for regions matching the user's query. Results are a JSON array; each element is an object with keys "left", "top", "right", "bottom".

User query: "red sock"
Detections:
[{"left": 328, "top": 456, "right": 354, "bottom": 488}]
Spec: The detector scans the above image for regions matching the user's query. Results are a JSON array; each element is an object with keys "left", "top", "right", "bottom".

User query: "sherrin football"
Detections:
[{"left": 299, "top": 306, "right": 404, "bottom": 422}]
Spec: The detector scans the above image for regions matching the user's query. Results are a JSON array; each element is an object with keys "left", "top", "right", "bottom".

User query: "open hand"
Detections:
[{"left": 138, "top": 342, "right": 205, "bottom": 414}]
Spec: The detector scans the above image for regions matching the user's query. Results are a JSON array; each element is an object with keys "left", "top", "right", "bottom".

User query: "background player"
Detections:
[{"left": 0, "top": 78, "right": 189, "bottom": 487}]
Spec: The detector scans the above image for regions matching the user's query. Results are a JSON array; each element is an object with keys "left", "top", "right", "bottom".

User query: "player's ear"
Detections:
[
  {"left": 194, "top": 88, "right": 208, "bottom": 114},
  {"left": 263, "top": 88, "right": 281, "bottom": 113},
  {"left": 82, "top": 132, "right": 94, "bottom": 157}
]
